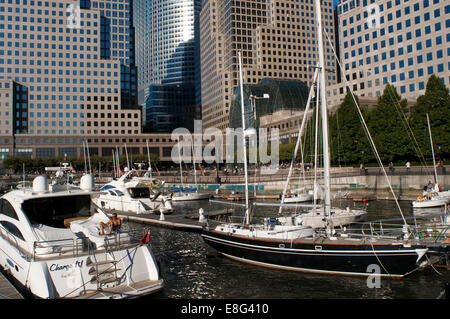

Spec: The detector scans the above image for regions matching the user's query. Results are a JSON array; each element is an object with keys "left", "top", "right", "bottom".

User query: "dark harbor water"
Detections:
[{"left": 138, "top": 199, "right": 449, "bottom": 300}]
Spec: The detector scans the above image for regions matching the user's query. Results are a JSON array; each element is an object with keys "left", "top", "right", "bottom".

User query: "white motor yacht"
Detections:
[
  {"left": 93, "top": 169, "right": 173, "bottom": 214},
  {"left": 0, "top": 174, "right": 163, "bottom": 299}
]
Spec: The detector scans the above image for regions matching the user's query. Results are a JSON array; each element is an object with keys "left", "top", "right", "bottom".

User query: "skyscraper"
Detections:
[
  {"left": 327, "top": 0, "right": 450, "bottom": 108},
  {"left": 0, "top": 0, "right": 141, "bottom": 157},
  {"left": 199, "top": 0, "right": 337, "bottom": 131},
  {"left": 134, "top": 0, "right": 201, "bottom": 132}
]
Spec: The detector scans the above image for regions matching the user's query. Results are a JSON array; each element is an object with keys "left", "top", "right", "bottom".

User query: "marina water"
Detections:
[{"left": 139, "top": 199, "right": 448, "bottom": 299}]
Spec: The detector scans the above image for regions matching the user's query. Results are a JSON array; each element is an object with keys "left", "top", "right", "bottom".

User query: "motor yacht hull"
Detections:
[
  {"left": 0, "top": 234, "right": 163, "bottom": 299},
  {"left": 282, "top": 194, "right": 313, "bottom": 203},
  {"left": 171, "top": 192, "right": 211, "bottom": 201},
  {"left": 201, "top": 229, "right": 428, "bottom": 278},
  {"left": 93, "top": 195, "right": 173, "bottom": 214}
]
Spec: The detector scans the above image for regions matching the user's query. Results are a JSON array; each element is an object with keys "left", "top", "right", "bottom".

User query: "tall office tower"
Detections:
[
  {"left": 328, "top": 0, "right": 450, "bottom": 108},
  {"left": 134, "top": 0, "right": 201, "bottom": 133},
  {"left": 199, "top": 0, "right": 336, "bottom": 131},
  {"left": 0, "top": 0, "right": 141, "bottom": 157},
  {"left": 80, "top": 0, "right": 138, "bottom": 108}
]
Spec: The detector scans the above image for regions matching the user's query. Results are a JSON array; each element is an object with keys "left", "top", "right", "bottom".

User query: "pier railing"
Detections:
[{"left": 154, "top": 165, "right": 447, "bottom": 184}]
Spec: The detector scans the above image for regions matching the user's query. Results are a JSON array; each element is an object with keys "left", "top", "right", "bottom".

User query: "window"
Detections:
[
  {"left": 0, "top": 199, "right": 19, "bottom": 220},
  {"left": 0, "top": 221, "right": 24, "bottom": 241}
]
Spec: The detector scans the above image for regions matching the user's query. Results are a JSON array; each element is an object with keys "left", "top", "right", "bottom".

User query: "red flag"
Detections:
[
  {"left": 140, "top": 229, "right": 151, "bottom": 245},
  {"left": 154, "top": 165, "right": 160, "bottom": 176}
]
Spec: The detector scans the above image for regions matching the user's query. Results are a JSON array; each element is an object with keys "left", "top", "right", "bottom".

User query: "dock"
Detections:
[
  {"left": 114, "top": 208, "right": 234, "bottom": 233},
  {"left": 0, "top": 272, "right": 23, "bottom": 299}
]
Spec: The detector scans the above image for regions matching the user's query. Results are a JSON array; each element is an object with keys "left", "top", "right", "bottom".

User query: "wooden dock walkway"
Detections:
[
  {"left": 0, "top": 272, "right": 23, "bottom": 299},
  {"left": 114, "top": 208, "right": 234, "bottom": 233}
]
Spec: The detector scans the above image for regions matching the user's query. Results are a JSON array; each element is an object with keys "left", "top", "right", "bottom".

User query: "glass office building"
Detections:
[
  {"left": 328, "top": 0, "right": 450, "bottom": 107},
  {"left": 0, "top": 0, "right": 141, "bottom": 140},
  {"left": 134, "top": 0, "right": 201, "bottom": 133}
]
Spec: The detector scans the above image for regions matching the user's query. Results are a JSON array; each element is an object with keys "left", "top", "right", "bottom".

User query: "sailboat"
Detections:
[
  {"left": 170, "top": 141, "right": 210, "bottom": 201},
  {"left": 200, "top": 0, "right": 443, "bottom": 278},
  {"left": 412, "top": 114, "right": 449, "bottom": 208}
]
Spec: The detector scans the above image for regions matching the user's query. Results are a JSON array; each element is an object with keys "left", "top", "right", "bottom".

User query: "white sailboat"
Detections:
[
  {"left": 412, "top": 114, "right": 449, "bottom": 208},
  {"left": 0, "top": 172, "right": 163, "bottom": 299}
]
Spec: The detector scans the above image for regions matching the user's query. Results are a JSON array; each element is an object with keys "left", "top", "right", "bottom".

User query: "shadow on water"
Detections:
[{"left": 139, "top": 199, "right": 449, "bottom": 299}]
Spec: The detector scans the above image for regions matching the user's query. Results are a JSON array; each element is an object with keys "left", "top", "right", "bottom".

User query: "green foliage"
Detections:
[
  {"left": 367, "top": 84, "right": 412, "bottom": 162},
  {"left": 329, "top": 91, "right": 371, "bottom": 165},
  {"left": 409, "top": 75, "right": 450, "bottom": 161},
  {"left": 2, "top": 153, "right": 159, "bottom": 173},
  {"left": 328, "top": 76, "right": 450, "bottom": 165}
]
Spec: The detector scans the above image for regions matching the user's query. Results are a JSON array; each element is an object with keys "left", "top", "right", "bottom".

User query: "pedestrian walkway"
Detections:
[{"left": 0, "top": 271, "right": 23, "bottom": 299}]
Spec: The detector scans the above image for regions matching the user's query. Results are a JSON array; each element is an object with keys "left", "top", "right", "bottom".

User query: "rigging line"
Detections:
[
  {"left": 384, "top": 84, "right": 431, "bottom": 175},
  {"left": 323, "top": 28, "right": 409, "bottom": 230}
]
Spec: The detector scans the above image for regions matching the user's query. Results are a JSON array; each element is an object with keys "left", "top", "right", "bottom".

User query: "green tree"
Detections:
[
  {"left": 329, "top": 91, "right": 371, "bottom": 165},
  {"left": 409, "top": 75, "right": 450, "bottom": 162},
  {"left": 367, "top": 84, "right": 412, "bottom": 163}
]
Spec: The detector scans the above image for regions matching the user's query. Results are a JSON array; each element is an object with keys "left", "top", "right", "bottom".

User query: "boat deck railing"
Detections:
[{"left": 0, "top": 223, "right": 141, "bottom": 261}]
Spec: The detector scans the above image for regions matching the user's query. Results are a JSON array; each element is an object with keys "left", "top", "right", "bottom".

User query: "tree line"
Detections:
[
  {"left": 2, "top": 153, "right": 159, "bottom": 174},
  {"left": 277, "top": 75, "right": 449, "bottom": 167}
]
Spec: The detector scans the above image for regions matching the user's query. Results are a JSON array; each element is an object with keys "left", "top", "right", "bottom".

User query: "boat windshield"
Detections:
[
  {"left": 128, "top": 187, "right": 150, "bottom": 199},
  {"left": 22, "top": 195, "right": 91, "bottom": 228}
]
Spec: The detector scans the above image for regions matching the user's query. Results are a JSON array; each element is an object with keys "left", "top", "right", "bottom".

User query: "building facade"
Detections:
[
  {"left": 134, "top": 0, "right": 201, "bottom": 133},
  {"left": 199, "top": 0, "right": 337, "bottom": 132},
  {"left": 328, "top": 0, "right": 450, "bottom": 108},
  {"left": 0, "top": 0, "right": 142, "bottom": 158}
]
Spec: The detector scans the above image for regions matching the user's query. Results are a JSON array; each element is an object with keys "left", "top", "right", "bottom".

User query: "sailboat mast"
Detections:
[
  {"left": 314, "top": 0, "right": 331, "bottom": 215},
  {"left": 146, "top": 139, "right": 153, "bottom": 179},
  {"left": 426, "top": 113, "right": 439, "bottom": 186},
  {"left": 313, "top": 79, "right": 320, "bottom": 206},
  {"left": 238, "top": 51, "right": 250, "bottom": 225},
  {"left": 177, "top": 138, "right": 184, "bottom": 188}
]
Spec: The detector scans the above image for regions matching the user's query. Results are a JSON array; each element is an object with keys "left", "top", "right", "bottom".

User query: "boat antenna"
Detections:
[
  {"left": 238, "top": 51, "right": 250, "bottom": 225},
  {"left": 146, "top": 139, "right": 153, "bottom": 179},
  {"left": 112, "top": 148, "right": 116, "bottom": 178},
  {"left": 192, "top": 143, "right": 198, "bottom": 191},
  {"left": 115, "top": 146, "right": 120, "bottom": 176},
  {"left": 124, "top": 143, "right": 130, "bottom": 170},
  {"left": 82, "top": 141, "right": 87, "bottom": 174},
  {"left": 177, "top": 137, "right": 184, "bottom": 188},
  {"left": 86, "top": 140, "right": 92, "bottom": 174},
  {"left": 426, "top": 113, "right": 439, "bottom": 186}
]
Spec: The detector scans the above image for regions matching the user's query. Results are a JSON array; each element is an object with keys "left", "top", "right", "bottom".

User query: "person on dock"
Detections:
[
  {"left": 405, "top": 161, "right": 410, "bottom": 172},
  {"left": 100, "top": 213, "right": 122, "bottom": 235}
]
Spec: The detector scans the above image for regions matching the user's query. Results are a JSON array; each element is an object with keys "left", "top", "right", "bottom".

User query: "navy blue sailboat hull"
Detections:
[{"left": 202, "top": 230, "right": 427, "bottom": 278}]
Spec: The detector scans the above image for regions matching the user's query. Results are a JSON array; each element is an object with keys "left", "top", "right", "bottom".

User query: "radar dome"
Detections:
[
  {"left": 32, "top": 176, "right": 49, "bottom": 194},
  {"left": 80, "top": 174, "right": 95, "bottom": 191}
]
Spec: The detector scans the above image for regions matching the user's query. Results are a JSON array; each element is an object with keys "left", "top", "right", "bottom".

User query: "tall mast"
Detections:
[
  {"left": 314, "top": 0, "right": 331, "bottom": 216},
  {"left": 238, "top": 51, "right": 250, "bottom": 225},
  {"left": 426, "top": 113, "right": 439, "bottom": 186}
]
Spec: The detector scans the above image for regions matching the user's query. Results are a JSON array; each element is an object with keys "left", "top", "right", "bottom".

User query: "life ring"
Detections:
[{"left": 416, "top": 196, "right": 422, "bottom": 202}]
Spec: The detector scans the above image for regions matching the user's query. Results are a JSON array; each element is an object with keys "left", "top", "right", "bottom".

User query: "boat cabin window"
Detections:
[
  {"left": 0, "top": 221, "right": 24, "bottom": 241},
  {"left": 0, "top": 198, "right": 19, "bottom": 221},
  {"left": 128, "top": 187, "right": 150, "bottom": 199},
  {"left": 21, "top": 195, "right": 91, "bottom": 228}
]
